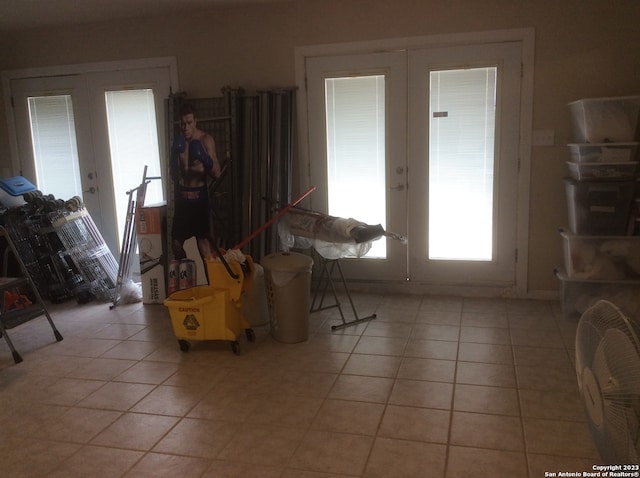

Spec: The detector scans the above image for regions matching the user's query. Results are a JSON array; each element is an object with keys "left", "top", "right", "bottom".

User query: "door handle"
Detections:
[
  {"left": 390, "top": 184, "right": 405, "bottom": 191},
  {"left": 84, "top": 186, "right": 97, "bottom": 194}
]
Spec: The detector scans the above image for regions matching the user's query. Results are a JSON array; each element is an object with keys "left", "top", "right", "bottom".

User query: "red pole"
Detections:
[{"left": 232, "top": 186, "right": 317, "bottom": 250}]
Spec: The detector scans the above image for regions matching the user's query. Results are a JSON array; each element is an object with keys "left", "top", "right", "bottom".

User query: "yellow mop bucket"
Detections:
[
  {"left": 163, "top": 255, "right": 256, "bottom": 354},
  {"left": 205, "top": 254, "right": 255, "bottom": 301}
]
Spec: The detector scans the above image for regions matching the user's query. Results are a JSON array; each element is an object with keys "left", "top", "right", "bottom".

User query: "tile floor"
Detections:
[{"left": 0, "top": 290, "right": 601, "bottom": 477}]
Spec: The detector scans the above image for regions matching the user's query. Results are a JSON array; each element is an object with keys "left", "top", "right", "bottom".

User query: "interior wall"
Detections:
[{"left": 0, "top": 0, "right": 638, "bottom": 294}]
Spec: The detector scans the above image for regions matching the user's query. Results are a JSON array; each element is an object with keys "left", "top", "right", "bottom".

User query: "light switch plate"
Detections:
[{"left": 532, "top": 129, "right": 555, "bottom": 146}]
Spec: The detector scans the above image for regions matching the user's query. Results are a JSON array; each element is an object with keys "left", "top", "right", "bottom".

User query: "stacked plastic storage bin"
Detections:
[{"left": 557, "top": 96, "right": 640, "bottom": 319}]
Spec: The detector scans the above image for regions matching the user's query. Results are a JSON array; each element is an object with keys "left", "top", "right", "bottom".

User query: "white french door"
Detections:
[
  {"left": 307, "top": 52, "right": 408, "bottom": 280},
  {"left": 10, "top": 66, "right": 170, "bottom": 258},
  {"left": 408, "top": 42, "right": 522, "bottom": 285},
  {"left": 306, "top": 41, "right": 523, "bottom": 287}
]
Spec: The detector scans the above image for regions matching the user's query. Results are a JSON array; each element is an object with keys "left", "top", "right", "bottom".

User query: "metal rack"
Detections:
[
  {"left": 50, "top": 209, "right": 118, "bottom": 302},
  {"left": 1, "top": 203, "right": 119, "bottom": 304},
  {"left": 110, "top": 166, "right": 162, "bottom": 309},
  {"left": 166, "top": 89, "right": 241, "bottom": 252},
  {"left": 0, "top": 225, "right": 63, "bottom": 363},
  {"left": 165, "top": 87, "right": 296, "bottom": 262},
  {"left": 1, "top": 208, "right": 78, "bottom": 302}
]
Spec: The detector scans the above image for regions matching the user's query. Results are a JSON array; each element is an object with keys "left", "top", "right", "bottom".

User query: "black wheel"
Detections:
[
  {"left": 231, "top": 341, "right": 240, "bottom": 355},
  {"left": 245, "top": 328, "right": 256, "bottom": 342},
  {"left": 178, "top": 340, "right": 190, "bottom": 352}
]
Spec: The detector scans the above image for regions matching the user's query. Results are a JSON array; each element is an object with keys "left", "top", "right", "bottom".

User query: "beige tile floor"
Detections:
[{"left": 0, "top": 291, "right": 601, "bottom": 477}]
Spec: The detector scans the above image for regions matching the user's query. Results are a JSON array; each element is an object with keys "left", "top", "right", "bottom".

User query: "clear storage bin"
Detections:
[
  {"left": 564, "top": 178, "right": 635, "bottom": 235},
  {"left": 568, "top": 143, "right": 640, "bottom": 163},
  {"left": 559, "top": 228, "right": 640, "bottom": 280},
  {"left": 568, "top": 96, "right": 640, "bottom": 143},
  {"left": 566, "top": 161, "right": 639, "bottom": 180},
  {"left": 555, "top": 269, "right": 640, "bottom": 319}
]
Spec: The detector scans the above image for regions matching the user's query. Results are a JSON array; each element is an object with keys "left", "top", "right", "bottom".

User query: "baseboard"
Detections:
[{"left": 311, "top": 278, "right": 560, "bottom": 301}]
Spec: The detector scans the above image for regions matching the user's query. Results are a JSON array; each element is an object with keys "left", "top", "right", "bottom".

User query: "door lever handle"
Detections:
[
  {"left": 390, "top": 184, "right": 405, "bottom": 191},
  {"left": 84, "top": 186, "right": 97, "bottom": 194}
]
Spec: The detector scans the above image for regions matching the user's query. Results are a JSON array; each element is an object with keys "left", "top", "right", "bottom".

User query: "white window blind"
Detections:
[
  {"left": 429, "top": 67, "right": 497, "bottom": 261},
  {"left": 27, "top": 95, "right": 82, "bottom": 199},
  {"left": 325, "top": 75, "right": 387, "bottom": 258},
  {"left": 105, "top": 88, "right": 163, "bottom": 246}
]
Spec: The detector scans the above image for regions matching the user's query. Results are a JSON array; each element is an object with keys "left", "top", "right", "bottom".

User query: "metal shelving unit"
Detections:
[{"left": 0, "top": 225, "right": 63, "bottom": 363}]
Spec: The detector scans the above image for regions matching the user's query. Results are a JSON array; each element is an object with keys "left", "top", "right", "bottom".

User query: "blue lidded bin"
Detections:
[{"left": 0, "top": 176, "right": 36, "bottom": 208}]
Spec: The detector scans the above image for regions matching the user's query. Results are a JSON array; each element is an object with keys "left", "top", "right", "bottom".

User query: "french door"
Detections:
[
  {"left": 307, "top": 52, "right": 408, "bottom": 280},
  {"left": 10, "top": 66, "right": 170, "bottom": 258},
  {"left": 306, "top": 41, "right": 523, "bottom": 287}
]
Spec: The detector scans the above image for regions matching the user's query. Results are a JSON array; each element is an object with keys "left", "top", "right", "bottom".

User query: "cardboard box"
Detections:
[{"left": 136, "top": 202, "right": 167, "bottom": 304}]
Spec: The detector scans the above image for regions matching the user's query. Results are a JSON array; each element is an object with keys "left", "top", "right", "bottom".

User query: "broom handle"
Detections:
[{"left": 232, "top": 186, "right": 316, "bottom": 250}]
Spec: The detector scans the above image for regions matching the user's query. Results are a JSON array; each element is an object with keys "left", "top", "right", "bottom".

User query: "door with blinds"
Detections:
[
  {"left": 306, "top": 52, "right": 408, "bottom": 280},
  {"left": 407, "top": 42, "right": 522, "bottom": 285},
  {"left": 305, "top": 41, "right": 522, "bottom": 287},
  {"left": 10, "top": 67, "right": 170, "bottom": 257}
]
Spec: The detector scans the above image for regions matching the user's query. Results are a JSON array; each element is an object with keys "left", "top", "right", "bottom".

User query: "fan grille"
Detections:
[{"left": 576, "top": 300, "right": 640, "bottom": 464}]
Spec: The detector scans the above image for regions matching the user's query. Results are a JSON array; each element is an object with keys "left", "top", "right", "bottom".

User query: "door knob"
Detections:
[
  {"left": 84, "top": 186, "right": 97, "bottom": 194},
  {"left": 87, "top": 172, "right": 95, "bottom": 180}
]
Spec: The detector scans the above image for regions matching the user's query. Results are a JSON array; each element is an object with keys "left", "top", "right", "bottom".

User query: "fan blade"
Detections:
[
  {"left": 591, "top": 342, "right": 612, "bottom": 399},
  {"left": 576, "top": 314, "right": 607, "bottom": 387},
  {"left": 601, "top": 401, "right": 639, "bottom": 464},
  {"left": 602, "top": 328, "right": 640, "bottom": 397},
  {"left": 581, "top": 365, "right": 605, "bottom": 428}
]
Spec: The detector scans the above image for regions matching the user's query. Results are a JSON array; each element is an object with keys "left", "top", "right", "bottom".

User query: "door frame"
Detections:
[
  {"left": 407, "top": 42, "right": 522, "bottom": 286},
  {"left": 305, "top": 51, "right": 409, "bottom": 281},
  {"left": 295, "top": 29, "right": 534, "bottom": 297},
  {"left": 2, "top": 57, "right": 178, "bottom": 178},
  {"left": 2, "top": 57, "right": 178, "bottom": 257}
]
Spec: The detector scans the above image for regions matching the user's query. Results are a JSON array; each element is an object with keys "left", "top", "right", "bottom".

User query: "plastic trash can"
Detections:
[
  {"left": 261, "top": 252, "right": 313, "bottom": 343},
  {"left": 241, "top": 262, "right": 270, "bottom": 327}
]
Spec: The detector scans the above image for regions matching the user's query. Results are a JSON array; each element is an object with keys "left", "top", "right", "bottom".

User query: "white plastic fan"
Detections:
[{"left": 576, "top": 299, "right": 640, "bottom": 464}]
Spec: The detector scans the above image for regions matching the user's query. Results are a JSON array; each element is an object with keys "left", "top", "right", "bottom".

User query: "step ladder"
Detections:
[{"left": 0, "top": 225, "right": 63, "bottom": 363}]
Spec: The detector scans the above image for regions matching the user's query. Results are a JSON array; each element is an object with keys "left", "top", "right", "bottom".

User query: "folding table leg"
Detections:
[{"left": 310, "top": 253, "right": 376, "bottom": 330}]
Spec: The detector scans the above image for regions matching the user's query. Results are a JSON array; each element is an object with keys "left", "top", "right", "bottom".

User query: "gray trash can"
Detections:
[
  {"left": 261, "top": 252, "right": 313, "bottom": 343},
  {"left": 241, "top": 263, "right": 269, "bottom": 327}
]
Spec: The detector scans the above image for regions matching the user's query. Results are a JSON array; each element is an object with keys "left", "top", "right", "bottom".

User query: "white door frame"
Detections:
[
  {"left": 2, "top": 57, "right": 178, "bottom": 257},
  {"left": 306, "top": 51, "right": 408, "bottom": 281},
  {"left": 295, "top": 29, "right": 534, "bottom": 297},
  {"left": 2, "top": 57, "right": 178, "bottom": 177},
  {"left": 407, "top": 42, "right": 522, "bottom": 286}
]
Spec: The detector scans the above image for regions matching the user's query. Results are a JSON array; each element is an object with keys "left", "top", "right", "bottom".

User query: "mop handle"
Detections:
[{"left": 232, "top": 186, "right": 316, "bottom": 250}]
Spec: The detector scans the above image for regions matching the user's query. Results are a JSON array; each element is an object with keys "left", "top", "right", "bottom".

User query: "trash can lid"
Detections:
[{"left": 261, "top": 252, "right": 313, "bottom": 272}]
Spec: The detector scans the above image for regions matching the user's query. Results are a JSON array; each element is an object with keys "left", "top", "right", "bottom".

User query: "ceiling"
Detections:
[{"left": 0, "top": 0, "right": 282, "bottom": 32}]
